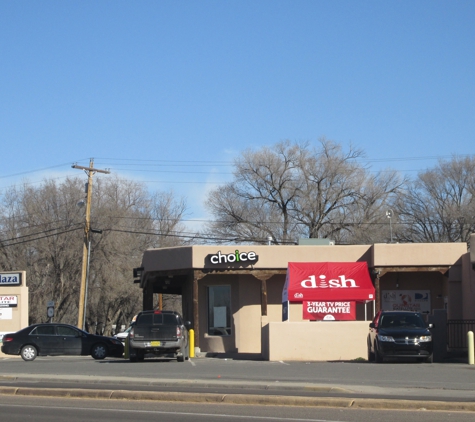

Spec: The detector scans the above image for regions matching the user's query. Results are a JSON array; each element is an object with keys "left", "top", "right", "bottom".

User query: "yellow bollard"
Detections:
[
  {"left": 189, "top": 328, "right": 195, "bottom": 358},
  {"left": 468, "top": 331, "right": 474, "bottom": 365}
]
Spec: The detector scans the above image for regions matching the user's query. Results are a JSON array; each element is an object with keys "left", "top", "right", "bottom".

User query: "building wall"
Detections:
[
  {"left": 235, "top": 275, "right": 261, "bottom": 353},
  {"left": 461, "top": 253, "right": 475, "bottom": 320},
  {"left": 267, "top": 321, "right": 369, "bottom": 361},
  {"left": 372, "top": 243, "right": 467, "bottom": 266},
  {"left": 140, "top": 242, "right": 474, "bottom": 359},
  {"left": 143, "top": 244, "right": 373, "bottom": 273}
]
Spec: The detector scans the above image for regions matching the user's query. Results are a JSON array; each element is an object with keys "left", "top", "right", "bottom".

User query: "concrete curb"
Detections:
[
  {"left": 0, "top": 374, "right": 353, "bottom": 394},
  {"left": 0, "top": 386, "right": 474, "bottom": 412}
]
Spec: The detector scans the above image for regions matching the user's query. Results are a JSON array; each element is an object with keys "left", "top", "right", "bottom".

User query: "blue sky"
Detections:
[{"left": 1, "top": 1, "right": 474, "bottom": 223}]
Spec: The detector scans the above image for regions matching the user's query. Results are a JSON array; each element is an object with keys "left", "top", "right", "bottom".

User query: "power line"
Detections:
[
  {"left": 2, "top": 152, "right": 475, "bottom": 195},
  {"left": 108, "top": 228, "right": 297, "bottom": 244},
  {"left": 0, "top": 222, "right": 83, "bottom": 241},
  {"left": 0, "top": 161, "right": 89, "bottom": 179},
  {"left": 1, "top": 226, "right": 82, "bottom": 247},
  {"left": 3, "top": 153, "right": 474, "bottom": 181}
]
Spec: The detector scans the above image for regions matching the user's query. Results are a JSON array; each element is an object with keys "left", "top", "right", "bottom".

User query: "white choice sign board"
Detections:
[{"left": 381, "top": 290, "right": 431, "bottom": 313}]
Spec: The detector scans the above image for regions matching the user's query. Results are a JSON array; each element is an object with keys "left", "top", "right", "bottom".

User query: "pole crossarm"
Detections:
[
  {"left": 72, "top": 158, "right": 110, "bottom": 330},
  {"left": 72, "top": 164, "right": 111, "bottom": 174}
]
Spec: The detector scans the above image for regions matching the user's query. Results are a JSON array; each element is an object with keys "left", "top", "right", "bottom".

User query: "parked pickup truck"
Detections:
[{"left": 128, "top": 310, "right": 190, "bottom": 362}]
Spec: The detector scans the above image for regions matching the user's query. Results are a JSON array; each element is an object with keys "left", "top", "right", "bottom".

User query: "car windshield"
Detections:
[{"left": 379, "top": 314, "right": 426, "bottom": 329}]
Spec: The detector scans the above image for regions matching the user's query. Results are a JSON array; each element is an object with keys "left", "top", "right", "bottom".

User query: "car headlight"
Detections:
[
  {"left": 377, "top": 334, "right": 395, "bottom": 342},
  {"left": 419, "top": 336, "right": 432, "bottom": 342}
]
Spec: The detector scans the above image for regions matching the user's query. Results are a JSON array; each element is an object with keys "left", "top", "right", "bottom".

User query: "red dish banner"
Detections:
[
  {"left": 303, "top": 301, "right": 356, "bottom": 321},
  {"left": 283, "top": 262, "right": 375, "bottom": 303}
]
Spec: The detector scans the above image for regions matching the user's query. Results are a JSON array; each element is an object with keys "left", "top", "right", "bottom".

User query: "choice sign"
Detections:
[{"left": 209, "top": 250, "right": 258, "bottom": 265}]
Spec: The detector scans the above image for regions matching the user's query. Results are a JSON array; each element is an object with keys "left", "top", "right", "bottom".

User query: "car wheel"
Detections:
[
  {"left": 374, "top": 343, "right": 383, "bottom": 363},
  {"left": 367, "top": 340, "right": 375, "bottom": 362},
  {"left": 137, "top": 350, "right": 145, "bottom": 362},
  {"left": 21, "top": 345, "right": 37, "bottom": 362},
  {"left": 129, "top": 347, "right": 137, "bottom": 362},
  {"left": 425, "top": 354, "right": 433, "bottom": 363},
  {"left": 91, "top": 343, "right": 107, "bottom": 360},
  {"left": 177, "top": 342, "right": 188, "bottom": 362}
]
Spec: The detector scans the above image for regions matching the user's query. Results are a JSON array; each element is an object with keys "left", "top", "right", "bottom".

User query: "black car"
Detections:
[
  {"left": 1, "top": 323, "right": 124, "bottom": 361},
  {"left": 367, "top": 311, "right": 433, "bottom": 363}
]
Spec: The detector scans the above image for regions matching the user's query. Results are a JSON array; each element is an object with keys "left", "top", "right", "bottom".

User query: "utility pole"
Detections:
[{"left": 72, "top": 159, "right": 110, "bottom": 330}]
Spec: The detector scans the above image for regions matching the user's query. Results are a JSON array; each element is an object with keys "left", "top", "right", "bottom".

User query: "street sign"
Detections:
[{"left": 47, "top": 307, "right": 54, "bottom": 318}]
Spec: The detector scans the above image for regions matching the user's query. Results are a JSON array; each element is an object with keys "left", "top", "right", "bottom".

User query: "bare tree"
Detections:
[
  {"left": 205, "top": 140, "right": 305, "bottom": 244},
  {"left": 291, "top": 139, "right": 366, "bottom": 240},
  {"left": 395, "top": 156, "right": 475, "bottom": 243},
  {"left": 0, "top": 176, "right": 189, "bottom": 334},
  {"left": 0, "top": 178, "right": 85, "bottom": 324},
  {"left": 204, "top": 139, "right": 403, "bottom": 245}
]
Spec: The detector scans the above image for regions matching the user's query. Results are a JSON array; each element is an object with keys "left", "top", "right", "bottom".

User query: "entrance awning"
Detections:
[{"left": 283, "top": 262, "right": 375, "bottom": 303}]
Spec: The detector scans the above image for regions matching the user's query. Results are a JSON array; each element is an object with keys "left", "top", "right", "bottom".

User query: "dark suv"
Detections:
[
  {"left": 367, "top": 311, "right": 433, "bottom": 363},
  {"left": 128, "top": 310, "right": 190, "bottom": 362}
]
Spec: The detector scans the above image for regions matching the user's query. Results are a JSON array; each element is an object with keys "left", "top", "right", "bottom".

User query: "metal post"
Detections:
[
  {"left": 468, "top": 331, "right": 474, "bottom": 365},
  {"left": 386, "top": 210, "right": 394, "bottom": 243},
  {"left": 189, "top": 328, "right": 195, "bottom": 358}
]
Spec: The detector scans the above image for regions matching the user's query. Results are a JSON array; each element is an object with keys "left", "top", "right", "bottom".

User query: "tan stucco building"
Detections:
[{"left": 136, "top": 237, "right": 475, "bottom": 361}]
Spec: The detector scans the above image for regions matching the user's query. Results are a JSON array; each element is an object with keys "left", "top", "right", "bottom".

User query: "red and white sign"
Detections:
[
  {"left": 0, "top": 296, "right": 17, "bottom": 308},
  {"left": 303, "top": 301, "right": 356, "bottom": 321},
  {"left": 381, "top": 290, "right": 431, "bottom": 313},
  {"left": 283, "top": 262, "right": 375, "bottom": 303}
]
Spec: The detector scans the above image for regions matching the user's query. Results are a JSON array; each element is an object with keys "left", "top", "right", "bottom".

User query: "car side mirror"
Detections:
[
  {"left": 184, "top": 321, "right": 191, "bottom": 327},
  {"left": 369, "top": 322, "right": 375, "bottom": 329}
]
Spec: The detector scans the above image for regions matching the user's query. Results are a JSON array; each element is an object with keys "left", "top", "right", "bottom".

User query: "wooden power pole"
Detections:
[{"left": 72, "top": 158, "right": 110, "bottom": 330}]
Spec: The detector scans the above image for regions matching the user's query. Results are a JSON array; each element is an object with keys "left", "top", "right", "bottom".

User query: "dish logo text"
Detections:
[{"left": 300, "top": 275, "right": 359, "bottom": 289}]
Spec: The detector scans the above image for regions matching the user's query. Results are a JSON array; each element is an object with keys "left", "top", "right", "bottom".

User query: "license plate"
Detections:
[{"left": 151, "top": 341, "right": 161, "bottom": 347}]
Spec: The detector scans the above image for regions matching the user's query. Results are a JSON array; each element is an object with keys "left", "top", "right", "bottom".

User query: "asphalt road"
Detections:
[
  {"left": 1, "top": 395, "right": 475, "bottom": 422},
  {"left": 0, "top": 354, "right": 474, "bottom": 412}
]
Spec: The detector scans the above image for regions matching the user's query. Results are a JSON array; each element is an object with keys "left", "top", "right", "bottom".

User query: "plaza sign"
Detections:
[{"left": 0, "top": 273, "right": 21, "bottom": 286}]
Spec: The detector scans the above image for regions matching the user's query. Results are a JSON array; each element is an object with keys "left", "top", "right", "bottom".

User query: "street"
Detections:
[
  {"left": 0, "top": 355, "right": 474, "bottom": 405},
  {"left": 1, "top": 395, "right": 474, "bottom": 422}
]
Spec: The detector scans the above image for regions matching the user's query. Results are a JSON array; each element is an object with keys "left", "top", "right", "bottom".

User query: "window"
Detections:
[
  {"left": 208, "top": 285, "right": 231, "bottom": 336},
  {"left": 31, "top": 325, "right": 55, "bottom": 335},
  {"left": 57, "top": 326, "right": 79, "bottom": 336},
  {"left": 137, "top": 313, "right": 153, "bottom": 325}
]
